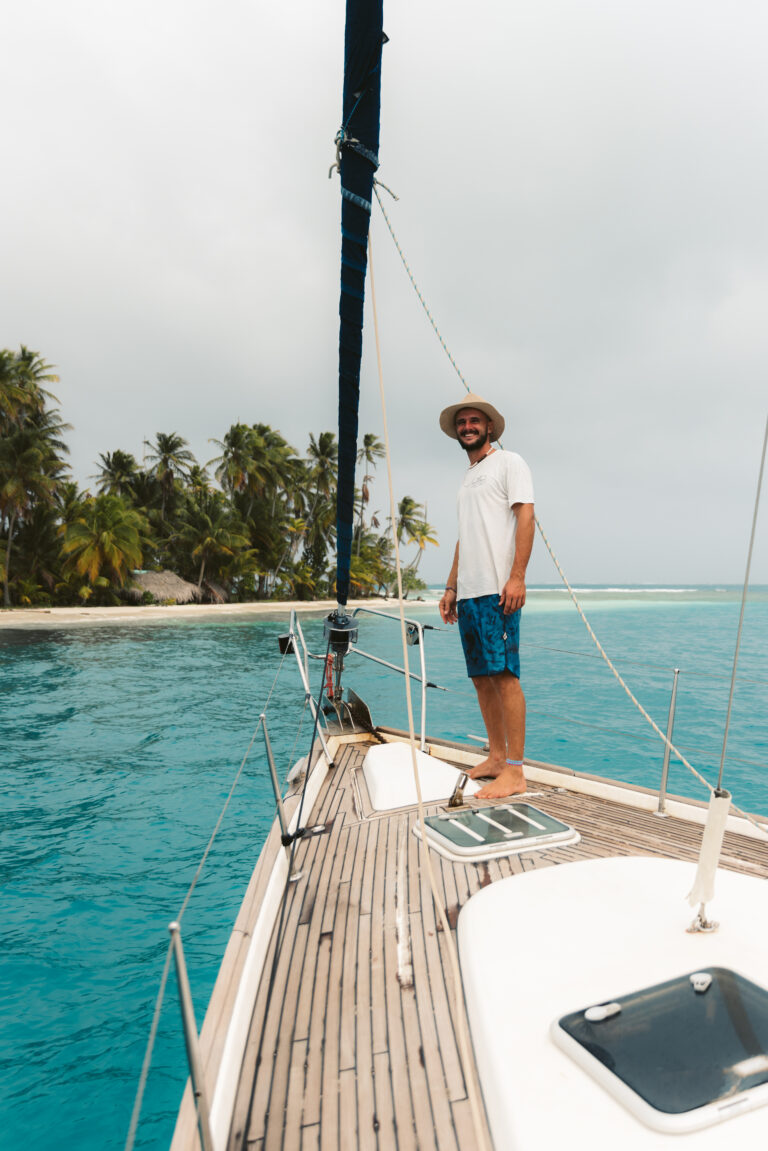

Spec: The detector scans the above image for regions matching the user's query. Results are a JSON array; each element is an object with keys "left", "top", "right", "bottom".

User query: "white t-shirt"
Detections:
[{"left": 456, "top": 449, "right": 535, "bottom": 600}]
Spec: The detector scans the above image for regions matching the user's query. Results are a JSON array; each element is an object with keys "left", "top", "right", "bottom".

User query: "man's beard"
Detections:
[{"left": 459, "top": 428, "right": 490, "bottom": 454}]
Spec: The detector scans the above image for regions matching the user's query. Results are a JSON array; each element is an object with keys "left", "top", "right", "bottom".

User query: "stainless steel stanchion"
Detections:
[{"left": 168, "top": 922, "right": 214, "bottom": 1151}]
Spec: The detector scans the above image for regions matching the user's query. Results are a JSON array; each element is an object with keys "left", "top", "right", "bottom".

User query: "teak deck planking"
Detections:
[{"left": 171, "top": 735, "right": 768, "bottom": 1151}]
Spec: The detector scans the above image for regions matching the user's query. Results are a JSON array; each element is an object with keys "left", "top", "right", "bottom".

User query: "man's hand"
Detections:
[
  {"left": 439, "top": 587, "right": 458, "bottom": 624},
  {"left": 500, "top": 504, "right": 534, "bottom": 614},
  {"left": 499, "top": 575, "right": 526, "bottom": 614}
]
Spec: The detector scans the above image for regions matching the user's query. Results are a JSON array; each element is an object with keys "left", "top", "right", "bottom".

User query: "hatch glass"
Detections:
[{"left": 554, "top": 967, "right": 768, "bottom": 1132}]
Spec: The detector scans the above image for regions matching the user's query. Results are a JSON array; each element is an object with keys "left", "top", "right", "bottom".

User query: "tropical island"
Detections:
[{"left": 0, "top": 347, "right": 438, "bottom": 609}]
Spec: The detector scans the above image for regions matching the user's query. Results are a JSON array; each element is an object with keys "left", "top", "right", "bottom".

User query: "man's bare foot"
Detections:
[
  {"left": 467, "top": 755, "right": 505, "bottom": 780},
  {"left": 475, "top": 762, "right": 527, "bottom": 799}
]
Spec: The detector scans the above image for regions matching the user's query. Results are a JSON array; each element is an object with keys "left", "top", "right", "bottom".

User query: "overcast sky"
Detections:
[{"left": 3, "top": 0, "right": 767, "bottom": 585}]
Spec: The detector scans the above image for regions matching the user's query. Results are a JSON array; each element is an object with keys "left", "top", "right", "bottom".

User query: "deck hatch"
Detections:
[
  {"left": 415, "top": 802, "right": 579, "bottom": 861},
  {"left": 553, "top": 967, "right": 768, "bottom": 1133}
]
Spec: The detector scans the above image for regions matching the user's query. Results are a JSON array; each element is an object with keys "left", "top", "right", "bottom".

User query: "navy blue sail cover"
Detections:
[{"left": 335, "top": 0, "right": 385, "bottom": 605}]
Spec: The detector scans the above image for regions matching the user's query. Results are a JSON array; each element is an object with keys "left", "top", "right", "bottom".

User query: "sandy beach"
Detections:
[{"left": 0, "top": 597, "right": 439, "bottom": 629}]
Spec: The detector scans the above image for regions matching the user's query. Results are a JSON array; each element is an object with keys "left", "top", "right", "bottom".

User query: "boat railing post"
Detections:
[
  {"left": 288, "top": 616, "right": 334, "bottom": 767},
  {"left": 168, "top": 922, "right": 214, "bottom": 1151},
  {"left": 410, "top": 621, "right": 428, "bottom": 752},
  {"left": 262, "top": 715, "right": 302, "bottom": 881},
  {"left": 656, "top": 668, "right": 680, "bottom": 816},
  {"left": 351, "top": 607, "right": 435, "bottom": 750},
  {"left": 293, "top": 612, "right": 311, "bottom": 683}
]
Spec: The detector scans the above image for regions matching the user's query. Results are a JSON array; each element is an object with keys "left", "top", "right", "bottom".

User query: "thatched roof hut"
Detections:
[
  {"left": 203, "top": 580, "right": 228, "bottom": 604},
  {"left": 125, "top": 570, "right": 202, "bottom": 605}
]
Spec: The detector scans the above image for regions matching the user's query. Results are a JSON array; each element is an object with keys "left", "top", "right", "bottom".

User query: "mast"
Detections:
[{"left": 334, "top": 0, "right": 385, "bottom": 609}]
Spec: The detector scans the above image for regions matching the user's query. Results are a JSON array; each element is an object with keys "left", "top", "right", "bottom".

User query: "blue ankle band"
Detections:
[{"left": 506, "top": 759, "right": 524, "bottom": 766}]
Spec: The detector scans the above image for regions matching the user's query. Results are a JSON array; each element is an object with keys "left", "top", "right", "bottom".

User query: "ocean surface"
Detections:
[{"left": 2, "top": 586, "right": 767, "bottom": 1150}]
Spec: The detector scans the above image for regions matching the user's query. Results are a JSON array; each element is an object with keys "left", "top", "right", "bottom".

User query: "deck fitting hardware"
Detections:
[
  {"left": 687, "top": 906, "right": 720, "bottom": 934},
  {"left": 447, "top": 771, "right": 469, "bottom": 809},
  {"left": 687, "top": 914, "right": 720, "bottom": 934},
  {"left": 280, "top": 823, "right": 327, "bottom": 848}
]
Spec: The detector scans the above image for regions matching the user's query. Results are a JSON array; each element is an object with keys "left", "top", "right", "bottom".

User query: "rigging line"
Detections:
[
  {"left": 240, "top": 637, "right": 333, "bottom": 1144},
  {"left": 375, "top": 188, "right": 768, "bottom": 838},
  {"left": 536, "top": 515, "right": 768, "bottom": 840},
  {"left": 718, "top": 413, "right": 768, "bottom": 791},
  {"left": 123, "top": 941, "right": 174, "bottom": 1151},
  {"left": 286, "top": 694, "right": 310, "bottom": 774},
  {"left": 124, "top": 647, "right": 293, "bottom": 1150},
  {"left": 373, "top": 185, "right": 470, "bottom": 390},
  {"left": 523, "top": 639, "right": 768, "bottom": 685},
  {"left": 368, "top": 232, "right": 492, "bottom": 1151},
  {"left": 176, "top": 645, "right": 289, "bottom": 924},
  {"left": 450, "top": 679, "right": 768, "bottom": 767}
]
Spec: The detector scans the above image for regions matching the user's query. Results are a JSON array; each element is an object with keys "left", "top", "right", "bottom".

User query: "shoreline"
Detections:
[
  {"left": 0, "top": 597, "right": 440, "bottom": 629},
  {"left": 1, "top": 586, "right": 762, "bottom": 631}
]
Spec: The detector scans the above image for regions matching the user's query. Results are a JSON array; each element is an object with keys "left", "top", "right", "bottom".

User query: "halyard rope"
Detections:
[
  {"left": 123, "top": 646, "right": 291, "bottom": 1151},
  {"left": 368, "top": 233, "right": 492, "bottom": 1151},
  {"left": 375, "top": 189, "right": 768, "bottom": 840}
]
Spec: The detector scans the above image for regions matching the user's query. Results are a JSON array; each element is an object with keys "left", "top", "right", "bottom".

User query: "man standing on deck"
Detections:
[{"left": 438, "top": 393, "right": 535, "bottom": 799}]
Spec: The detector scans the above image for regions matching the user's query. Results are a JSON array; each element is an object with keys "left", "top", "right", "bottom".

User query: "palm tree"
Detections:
[
  {"left": 144, "top": 432, "right": 196, "bottom": 520},
  {"left": 0, "top": 394, "right": 69, "bottom": 607},
  {"left": 209, "top": 423, "right": 263, "bottom": 504},
  {"left": 0, "top": 351, "right": 69, "bottom": 604},
  {"left": 95, "top": 450, "right": 139, "bottom": 498},
  {"left": 253, "top": 423, "right": 301, "bottom": 511},
  {"left": 403, "top": 516, "right": 438, "bottom": 574},
  {"left": 355, "top": 433, "right": 385, "bottom": 554},
  {"left": 13, "top": 501, "right": 61, "bottom": 600},
  {"left": 55, "top": 480, "right": 88, "bottom": 524},
  {"left": 305, "top": 431, "right": 338, "bottom": 518},
  {"left": 301, "top": 497, "right": 337, "bottom": 595},
  {"left": 0, "top": 429, "right": 58, "bottom": 605},
  {"left": 0, "top": 347, "right": 59, "bottom": 430},
  {"left": 210, "top": 422, "right": 300, "bottom": 524},
  {"left": 393, "top": 496, "right": 438, "bottom": 593},
  {"left": 0, "top": 349, "right": 23, "bottom": 428},
  {"left": 186, "top": 464, "right": 212, "bottom": 497},
  {"left": 395, "top": 496, "right": 425, "bottom": 546},
  {"left": 61, "top": 494, "right": 150, "bottom": 593},
  {"left": 175, "top": 495, "right": 250, "bottom": 588}
]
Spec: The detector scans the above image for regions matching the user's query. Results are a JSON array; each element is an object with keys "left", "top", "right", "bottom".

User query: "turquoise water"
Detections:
[{"left": 2, "top": 588, "right": 767, "bottom": 1150}]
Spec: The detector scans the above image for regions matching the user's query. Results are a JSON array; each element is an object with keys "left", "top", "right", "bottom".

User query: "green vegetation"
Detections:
[{"left": 0, "top": 348, "right": 438, "bottom": 607}]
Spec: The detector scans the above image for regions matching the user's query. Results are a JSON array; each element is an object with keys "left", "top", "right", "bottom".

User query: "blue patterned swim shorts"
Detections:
[{"left": 457, "top": 594, "right": 521, "bottom": 678}]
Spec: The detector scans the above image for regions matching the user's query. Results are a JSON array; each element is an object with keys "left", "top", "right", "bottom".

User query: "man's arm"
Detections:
[
  {"left": 499, "top": 503, "right": 534, "bottom": 613},
  {"left": 439, "top": 541, "right": 460, "bottom": 624}
]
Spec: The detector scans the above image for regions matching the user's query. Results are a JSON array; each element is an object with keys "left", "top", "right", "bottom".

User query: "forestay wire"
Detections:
[
  {"left": 374, "top": 186, "right": 768, "bottom": 841},
  {"left": 123, "top": 647, "right": 294, "bottom": 1151}
]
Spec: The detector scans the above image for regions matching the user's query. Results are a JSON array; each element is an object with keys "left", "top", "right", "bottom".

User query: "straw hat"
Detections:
[{"left": 439, "top": 392, "right": 505, "bottom": 441}]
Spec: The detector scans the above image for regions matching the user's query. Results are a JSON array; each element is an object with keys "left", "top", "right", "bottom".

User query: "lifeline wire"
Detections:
[
  {"left": 240, "top": 633, "right": 334, "bottom": 1144},
  {"left": 718, "top": 413, "right": 768, "bottom": 790},
  {"left": 536, "top": 515, "right": 768, "bottom": 838},
  {"left": 375, "top": 187, "right": 768, "bottom": 840},
  {"left": 368, "top": 232, "right": 492, "bottom": 1151},
  {"left": 177, "top": 647, "right": 289, "bottom": 924},
  {"left": 123, "top": 646, "right": 291, "bottom": 1151},
  {"left": 123, "top": 943, "right": 174, "bottom": 1151}
]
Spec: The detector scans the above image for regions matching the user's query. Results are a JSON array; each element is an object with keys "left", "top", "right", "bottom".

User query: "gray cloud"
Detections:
[{"left": 2, "top": 0, "right": 766, "bottom": 585}]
